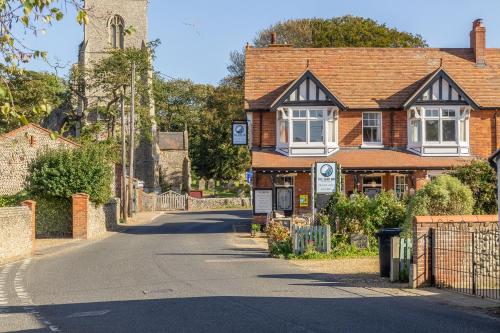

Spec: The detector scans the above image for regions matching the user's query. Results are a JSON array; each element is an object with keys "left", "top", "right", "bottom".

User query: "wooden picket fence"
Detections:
[
  {"left": 291, "top": 224, "right": 331, "bottom": 255},
  {"left": 156, "top": 191, "right": 187, "bottom": 211},
  {"left": 399, "top": 237, "right": 412, "bottom": 281}
]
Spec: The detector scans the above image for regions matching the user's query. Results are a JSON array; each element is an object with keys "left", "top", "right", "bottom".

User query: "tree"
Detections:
[
  {"left": 190, "top": 85, "right": 250, "bottom": 180},
  {"left": 449, "top": 161, "right": 498, "bottom": 214},
  {"left": 0, "top": 0, "right": 87, "bottom": 124},
  {"left": 254, "top": 16, "right": 428, "bottom": 48},
  {"left": 75, "top": 44, "right": 157, "bottom": 138},
  {"left": 0, "top": 69, "right": 67, "bottom": 133},
  {"left": 153, "top": 76, "right": 212, "bottom": 133},
  {"left": 226, "top": 16, "right": 428, "bottom": 86}
]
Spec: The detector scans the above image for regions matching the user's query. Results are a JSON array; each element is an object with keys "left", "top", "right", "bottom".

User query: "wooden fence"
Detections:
[
  {"left": 156, "top": 191, "right": 187, "bottom": 211},
  {"left": 291, "top": 224, "right": 331, "bottom": 255}
]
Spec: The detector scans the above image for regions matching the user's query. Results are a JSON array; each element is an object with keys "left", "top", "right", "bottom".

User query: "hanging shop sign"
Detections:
[
  {"left": 254, "top": 189, "right": 273, "bottom": 214},
  {"left": 316, "top": 162, "right": 337, "bottom": 194},
  {"left": 232, "top": 121, "right": 248, "bottom": 145}
]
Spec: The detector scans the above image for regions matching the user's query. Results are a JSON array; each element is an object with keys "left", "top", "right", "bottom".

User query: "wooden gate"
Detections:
[
  {"left": 156, "top": 191, "right": 187, "bottom": 211},
  {"left": 291, "top": 224, "right": 331, "bottom": 254}
]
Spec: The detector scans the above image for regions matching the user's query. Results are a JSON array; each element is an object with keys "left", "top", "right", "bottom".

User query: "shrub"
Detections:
[
  {"left": 27, "top": 144, "right": 113, "bottom": 204},
  {"left": 35, "top": 196, "right": 72, "bottom": 238},
  {"left": 403, "top": 175, "right": 474, "bottom": 233},
  {"left": 449, "top": 161, "right": 497, "bottom": 214},
  {"left": 322, "top": 191, "right": 405, "bottom": 238},
  {"left": 266, "top": 221, "right": 292, "bottom": 258}
]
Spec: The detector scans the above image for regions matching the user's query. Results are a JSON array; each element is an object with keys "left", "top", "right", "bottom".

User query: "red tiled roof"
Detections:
[
  {"left": 252, "top": 149, "right": 475, "bottom": 170},
  {"left": 245, "top": 47, "right": 500, "bottom": 110}
]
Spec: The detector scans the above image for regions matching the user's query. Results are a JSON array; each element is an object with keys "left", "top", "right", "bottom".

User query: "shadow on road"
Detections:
[
  {"left": 6, "top": 295, "right": 500, "bottom": 333},
  {"left": 121, "top": 210, "right": 252, "bottom": 235}
]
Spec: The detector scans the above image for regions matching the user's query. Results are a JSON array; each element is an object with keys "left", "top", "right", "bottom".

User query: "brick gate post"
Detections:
[{"left": 72, "top": 193, "right": 90, "bottom": 239}]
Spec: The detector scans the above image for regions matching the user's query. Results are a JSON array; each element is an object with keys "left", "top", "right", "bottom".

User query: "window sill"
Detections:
[{"left": 361, "top": 144, "right": 384, "bottom": 149}]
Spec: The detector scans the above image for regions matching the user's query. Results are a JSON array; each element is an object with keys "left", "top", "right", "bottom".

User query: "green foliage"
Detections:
[
  {"left": 0, "top": 191, "right": 29, "bottom": 207},
  {"left": 449, "top": 161, "right": 498, "bottom": 214},
  {"left": 403, "top": 175, "right": 474, "bottom": 233},
  {"left": 323, "top": 191, "right": 405, "bottom": 238},
  {"left": 0, "top": 1, "right": 85, "bottom": 124},
  {"left": 266, "top": 221, "right": 293, "bottom": 258},
  {"left": 254, "top": 16, "right": 427, "bottom": 48},
  {"left": 190, "top": 85, "right": 250, "bottom": 180},
  {"left": 35, "top": 196, "right": 72, "bottom": 238},
  {"left": 27, "top": 144, "right": 113, "bottom": 204},
  {"left": 251, "top": 223, "right": 261, "bottom": 232},
  {"left": 0, "top": 69, "right": 67, "bottom": 133}
]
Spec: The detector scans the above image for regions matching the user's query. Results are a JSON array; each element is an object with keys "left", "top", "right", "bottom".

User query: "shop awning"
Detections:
[{"left": 252, "top": 149, "right": 475, "bottom": 172}]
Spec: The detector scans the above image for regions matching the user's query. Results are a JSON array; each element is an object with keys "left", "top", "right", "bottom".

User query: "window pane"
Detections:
[
  {"left": 442, "top": 120, "right": 456, "bottom": 142},
  {"left": 410, "top": 120, "right": 421, "bottom": 143},
  {"left": 363, "top": 127, "right": 380, "bottom": 143},
  {"left": 310, "top": 121, "right": 324, "bottom": 142},
  {"left": 279, "top": 121, "right": 289, "bottom": 144},
  {"left": 425, "top": 109, "right": 439, "bottom": 118},
  {"left": 425, "top": 120, "right": 439, "bottom": 142},
  {"left": 328, "top": 121, "right": 336, "bottom": 142},
  {"left": 460, "top": 119, "right": 466, "bottom": 142},
  {"left": 293, "top": 121, "right": 306, "bottom": 142}
]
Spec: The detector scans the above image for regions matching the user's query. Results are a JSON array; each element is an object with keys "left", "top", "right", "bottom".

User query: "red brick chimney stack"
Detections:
[
  {"left": 270, "top": 32, "right": 277, "bottom": 45},
  {"left": 470, "top": 19, "right": 486, "bottom": 66}
]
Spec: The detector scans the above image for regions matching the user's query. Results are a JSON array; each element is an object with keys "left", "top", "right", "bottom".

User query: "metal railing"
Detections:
[{"left": 432, "top": 228, "right": 500, "bottom": 300}]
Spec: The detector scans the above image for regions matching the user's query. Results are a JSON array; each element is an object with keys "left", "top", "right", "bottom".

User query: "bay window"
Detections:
[
  {"left": 407, "top": 106, "right": 471, "bottom": 156},
  {"left": 276, "top": 107, "right": 338, "bottom": 156}
]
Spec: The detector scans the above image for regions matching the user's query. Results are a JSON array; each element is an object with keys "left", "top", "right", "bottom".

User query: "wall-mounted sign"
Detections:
[
  {"left": 316, "top": 162, "right": 337, "bottom": 193},
  {"left": 254, "top": 189, "right": 273, "bottom": 214},
  {"left": 299, "top": 194, "right": 309, "bottom": 207},
  {"left": 232, "top": 121, "right": 248, "bottom": 145}
]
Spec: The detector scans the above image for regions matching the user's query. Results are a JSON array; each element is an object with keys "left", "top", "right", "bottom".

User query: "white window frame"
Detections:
[
  {"left": 394, "top": 175, "right": 407, "bottom": 199},
  {"left": 407, "top": 106, "right": 470, "bottom": 156},
  {"left": 362, "top": 112, "right": 383, "bottom": 148},
  {"left": 276, "top": 107, "right": 339, "bottom": 157}
]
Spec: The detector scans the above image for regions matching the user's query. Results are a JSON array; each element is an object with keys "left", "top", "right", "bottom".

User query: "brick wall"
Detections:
[
  {"left": 470, "top": 110, "right": 496, "bottom": 157},
  {"left": 72, "top": 193, "right": 119, "bottom": 240},
  {"left": 411, "top": 215, "right": 498, "bottom": 287},
  {"left": 294, "top": 173, "right": 311, "bottom": 214}
]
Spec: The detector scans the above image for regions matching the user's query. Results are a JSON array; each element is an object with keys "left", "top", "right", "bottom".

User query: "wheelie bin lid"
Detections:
[{"left": 375, "top": 228, "right": 401, "bottom": 238}]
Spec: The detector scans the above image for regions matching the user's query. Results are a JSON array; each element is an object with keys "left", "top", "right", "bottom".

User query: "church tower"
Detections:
[{"left": 79, "top": 0, "right": 159, "bottom": 192}]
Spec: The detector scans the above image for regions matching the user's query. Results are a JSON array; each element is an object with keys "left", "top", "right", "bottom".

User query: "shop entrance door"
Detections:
[{"left": 276, "top": 187, "right": 293, "bottom": 216}]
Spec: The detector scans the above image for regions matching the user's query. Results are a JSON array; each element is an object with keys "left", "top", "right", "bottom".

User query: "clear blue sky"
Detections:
[{"left": 21, "top": 0, "right": 500, "bottom": 85}]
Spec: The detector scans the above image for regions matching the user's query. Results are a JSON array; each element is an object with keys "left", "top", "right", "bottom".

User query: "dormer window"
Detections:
[
  {"left": 405, "top": 68, "right": 478, "bottom": 156},
  {"left": 271, "top": 70, "right": 345, "bottom": 156}
]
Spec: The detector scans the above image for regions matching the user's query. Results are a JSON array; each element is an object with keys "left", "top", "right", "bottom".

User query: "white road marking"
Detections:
[
  {"left": 13, "top": 259, "right": 62, "bottom": 332},
  {"left": 67, "top": 310, "right": 111, "bottom": 318},
  {"left": 0, "top": 263, "right": 13, "bottom": 316}
]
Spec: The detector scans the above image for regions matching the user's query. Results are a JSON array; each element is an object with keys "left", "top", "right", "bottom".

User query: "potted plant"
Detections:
[{"left": 251, "top": 223, "right": 261, "bottom": 238}]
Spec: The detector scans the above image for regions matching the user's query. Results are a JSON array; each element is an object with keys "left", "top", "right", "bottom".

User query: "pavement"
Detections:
[{"left": 0, "top": 210, "right": 499, "bottom": 332}]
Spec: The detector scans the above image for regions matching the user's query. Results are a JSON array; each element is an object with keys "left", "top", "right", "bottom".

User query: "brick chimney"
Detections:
[
  {"left": 470, "top": 19, "right": 486, "bottom": 66},
  {"left": 270, "top": 32, "right": 277, "bottom": 45}
]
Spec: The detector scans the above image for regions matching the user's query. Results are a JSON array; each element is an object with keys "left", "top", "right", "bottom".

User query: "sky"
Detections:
[{"left": 18, "top": 0, "right": 500, "bottom": 85}]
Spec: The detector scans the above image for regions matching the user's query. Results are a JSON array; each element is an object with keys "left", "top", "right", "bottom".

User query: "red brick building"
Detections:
[{"left": 245, "top": 19, "right": 500, "bottom": 223}]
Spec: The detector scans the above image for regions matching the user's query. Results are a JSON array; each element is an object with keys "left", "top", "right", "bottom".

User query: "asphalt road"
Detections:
[{"left": 1, "top": 210, "right": 499, "bottom": 333}]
